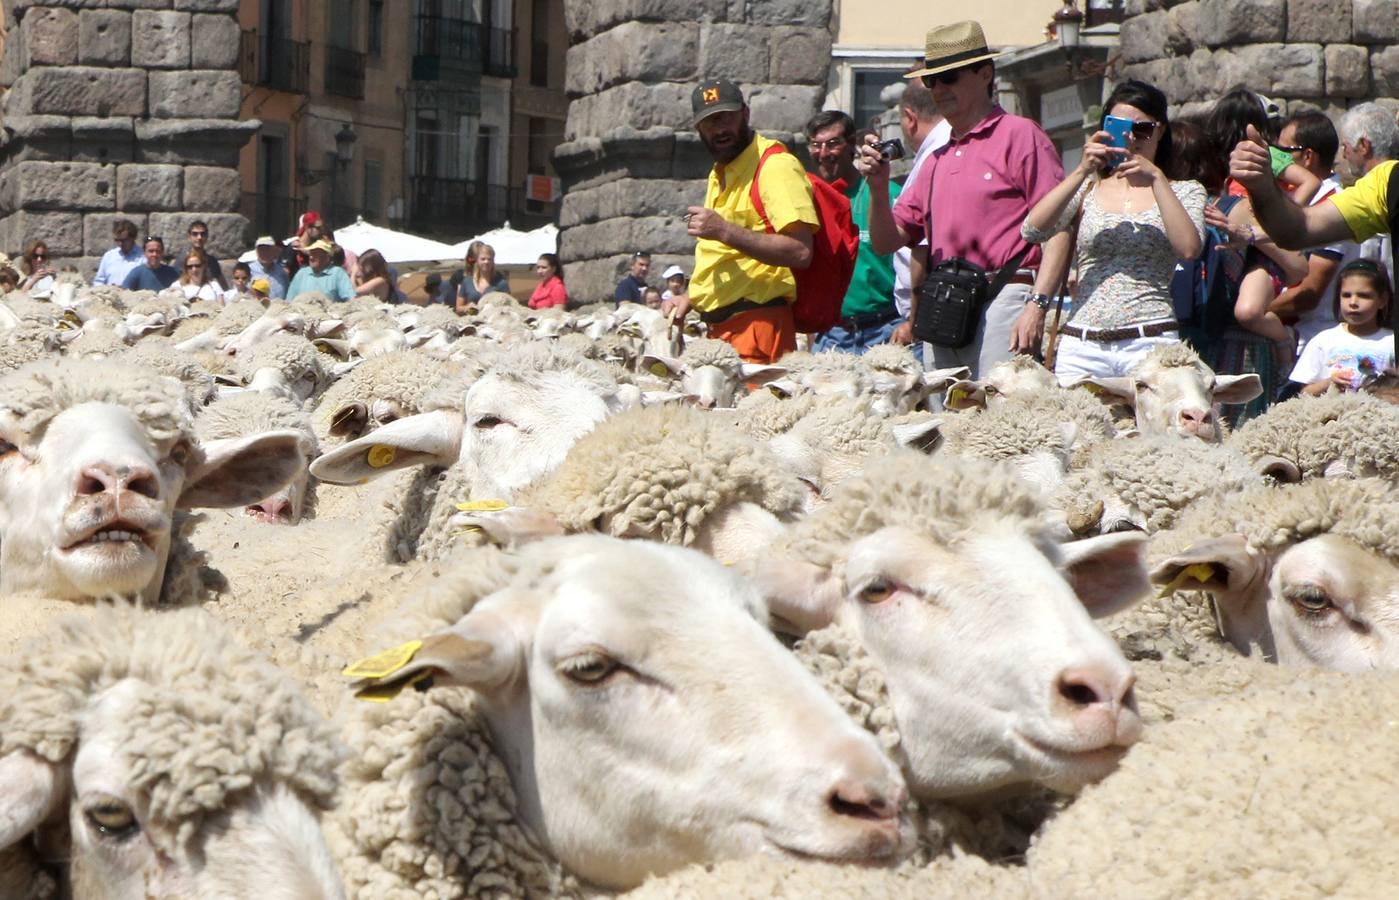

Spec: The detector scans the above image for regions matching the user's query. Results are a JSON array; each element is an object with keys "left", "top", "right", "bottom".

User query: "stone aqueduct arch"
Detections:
[{"left": 554, "top": 0, "right": 836, "bottom": 303}]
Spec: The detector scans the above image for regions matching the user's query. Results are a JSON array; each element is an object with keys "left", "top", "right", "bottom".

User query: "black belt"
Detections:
[
  {"left": 700, "top": 298, "right": 787, "bottom": 325},
  {"left": 1060, "top": 321, "right": 1177, "bottom": 342},
  {"left": 836, "top": 308, "right": 900, "bottom": 331}
]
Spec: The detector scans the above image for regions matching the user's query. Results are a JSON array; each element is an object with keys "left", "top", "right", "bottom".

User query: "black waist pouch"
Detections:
[{"left": 911, "top": 258, "right": 991, "bottom": 348}]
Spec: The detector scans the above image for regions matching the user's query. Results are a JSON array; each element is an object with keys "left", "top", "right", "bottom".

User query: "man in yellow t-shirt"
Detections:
[
  {"left": 1233, "top": 126, "right": 1396, "bottom": 285},
  {"left": 663, "top": 79, "right": 818, "bottom": 364}
]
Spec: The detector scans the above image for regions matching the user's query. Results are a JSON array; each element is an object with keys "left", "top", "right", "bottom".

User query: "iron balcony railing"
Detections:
[
  {"left": 239, "top": 30, "right": 311, "bottom": 93},
  {"left": 412, "top": 16, "right": 517, "bottom": 79},
  {"left": 325, "top": 45, "right": 366, "bottom": 99},
  {"left": 408, "top": 175, "right": 555, "bottom": 234}
]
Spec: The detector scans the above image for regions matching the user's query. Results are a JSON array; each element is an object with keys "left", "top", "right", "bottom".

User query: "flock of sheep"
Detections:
[{"left": 1, "top": 277, "right": 1397, "bottom": 899}]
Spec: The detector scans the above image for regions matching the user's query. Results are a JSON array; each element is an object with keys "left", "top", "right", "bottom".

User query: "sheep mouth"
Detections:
[
  {"left": 765, "top": 836, "right": 901, "bottom": 865},
  {"left": 62, "top": 520, "right": 157, "bottom": 552},
  {"left": 1013, "top": 731, "right": 1129, "bottom": 775}
]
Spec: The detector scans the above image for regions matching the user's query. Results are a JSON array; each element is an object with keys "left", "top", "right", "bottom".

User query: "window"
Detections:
[
  {"left": 363, "top": 160, "right": 382, "bottom": 219},
  {"left": 852, "top": 69, "right": 903, "bottom": 133},
  {"left": 530, "top": 0, "right": 549, "bottom": 86},
  {"left": 528, "top": 117, "right": 549, "bottom": 174},
  {"left": 329, "top": 0, "right": 356, "bottom": 49},
  {"left": 368, "top": 1, "right": 384, "bottom": 56}
]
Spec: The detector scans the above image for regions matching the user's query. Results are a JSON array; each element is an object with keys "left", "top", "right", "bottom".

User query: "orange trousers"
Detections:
[{"left": 707, "top": 304, "right": 796, "bottom": 364}]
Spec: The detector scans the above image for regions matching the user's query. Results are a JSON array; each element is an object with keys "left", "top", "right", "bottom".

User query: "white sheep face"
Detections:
[
  {"left": 7, "top": 681, "right": 344, "bottom": 900},
  {"left": 1077, "top": 355, "right": 1261, "bottom": 442},
  {"left": 755, "top": 523, "right": 1146, "bottom": 799},
  {"left": 0, "top": 401, "right": 306, "bottom": 603},
  {"left": 311, "top": 368, "right": 624, "bottom": 500},
  {"left": 378, "top": 538, "right": 910, "bottom": 889},
  {"left": 1153, "top": 533, "right": 1399, "bottom": 670}
]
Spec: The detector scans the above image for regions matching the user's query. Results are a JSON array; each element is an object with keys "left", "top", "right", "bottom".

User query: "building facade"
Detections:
[{"left": 236, "top": 0, "right": 566, "bottom": 242}]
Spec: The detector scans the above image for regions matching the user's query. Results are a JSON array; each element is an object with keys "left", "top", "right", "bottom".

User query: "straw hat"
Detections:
[{"left": 905, "top": 21, "right": 1001, "bottom": 80}]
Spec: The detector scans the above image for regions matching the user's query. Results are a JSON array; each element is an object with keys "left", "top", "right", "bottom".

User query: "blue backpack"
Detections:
[{"left": 1170, "top": 194, "right": 1242, "bottom": 331}]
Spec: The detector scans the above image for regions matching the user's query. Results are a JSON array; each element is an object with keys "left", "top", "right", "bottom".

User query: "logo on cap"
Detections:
[{"left": 703, "top": 87, "right": 720, "bottom": 104}]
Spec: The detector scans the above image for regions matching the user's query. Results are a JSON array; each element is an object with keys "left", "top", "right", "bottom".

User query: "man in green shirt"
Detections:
[
  {"left": 805, "top": 110, "right": 903, "bottom": 354},
  {"left": 286, "top": 239, "right": 354, "bottom": 302}
]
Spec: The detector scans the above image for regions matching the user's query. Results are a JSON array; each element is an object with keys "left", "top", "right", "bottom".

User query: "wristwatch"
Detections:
[{"left": 1027, "top": 292, "right": 1053, "bottom": 310}]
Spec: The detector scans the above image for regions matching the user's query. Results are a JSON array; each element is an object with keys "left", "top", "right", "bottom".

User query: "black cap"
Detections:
[{"left": 691, "top": 79, "right": 746, "bottom": 126}]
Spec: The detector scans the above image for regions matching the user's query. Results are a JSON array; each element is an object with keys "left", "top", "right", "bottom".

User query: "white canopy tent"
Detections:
[
  {"left": 451, "top": 222, "right": 558, "bottom": 267},
  {"left": 238, "top": 217, "right": 460, "bottom": 265}
]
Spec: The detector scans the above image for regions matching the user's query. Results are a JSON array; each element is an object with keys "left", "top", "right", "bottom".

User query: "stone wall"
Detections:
[
  {"left": 554, "top": 0, "right": 834, "bottom": 303},
  {"left": 0, "top": 0, "right": 256, "bottom": 275},
  {"left": 1119, "top": 0, "right": 1399, "bottom": 120}
]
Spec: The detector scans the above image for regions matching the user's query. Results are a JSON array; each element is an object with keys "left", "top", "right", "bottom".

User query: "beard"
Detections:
[{"left": 702, "top": 125, "right": 755, "bottom": 165}]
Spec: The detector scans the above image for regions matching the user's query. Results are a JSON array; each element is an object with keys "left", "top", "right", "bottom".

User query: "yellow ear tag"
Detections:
[
  {"left": 949, "top": 388, "right": 968, "bottom": 407},
  {"left": 1157, "top": 563, "right": 1218, "bottom": 598},
  {"left": 1082, "top": 383, "right": 1106, "bottom": 397},
  {"left": 343, "top": 639, "right": 424, "bottom": 680},
  {"left": 354, "top": 670, "right": 434, "bottom": 703},
  {"left": 454, "top": 499, "right": 509, "bottom": 512},
  {"left": 648, "top": 362, "right": 670, "bottom": 377},
  {"left": 366, "top": 444, "right": 396, "bottom": 468}
]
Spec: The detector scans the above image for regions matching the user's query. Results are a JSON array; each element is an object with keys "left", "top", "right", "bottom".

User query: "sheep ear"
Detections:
[
  {"left": 1069, "top": 376, "right": 1135, "bottom": 407},
  {"left": 347, "top": 609, "right": 522, "bottom": 701},
  {"left": 329, "top": 402, "right": 369, "bottom": 437},
  {"left": 309, "top": 410, "right": 464, "bottom": 485},
  {"left": 1213, "top": 374, "right": 1263, "bottom": 405},
  {"left": 1148, "top": 534, "right": 1263, "bottom": 599},
  {"left": 639, "top": 353, "right": 681, "bottom": 379},
  {"left": 0, "top": 751, "right": 63, "bottom": 851},
  {"left": 1254, "top": 453, "right": 1302, "bottom": 483},
  {"left": 738, "top": 363, "right": 787, "bottom": 385},
  {"left": 744, "top": 557, "right": 843, "bottom": 636},
  {"left": 1059, "top": 531, "right": 1150, "bottom": 618},
  {"left": 311, "top": 318, "right": 345, "bottom": 339},
  {"left": 890, "top": 416, "right": 942, "bottom": 452},
  {"left": 921, "top": 366, "right": 972, "bottom": 392},
  {"left": 942, "top": 380, "right": 986, "bottom": 410},
  {"left": 765, "top": 379, "right": 798, "bottom": 399},
  {"left": 179, "top": 429, "right": 307, "bottom": 509}
]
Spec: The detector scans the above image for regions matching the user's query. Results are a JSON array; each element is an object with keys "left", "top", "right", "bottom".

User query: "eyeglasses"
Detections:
[
  {"left": 921, "top": 67, "right": 972, "bottom": 88},
  {"left": 809, "top": 138, "right": 847, "bottom": 151}
]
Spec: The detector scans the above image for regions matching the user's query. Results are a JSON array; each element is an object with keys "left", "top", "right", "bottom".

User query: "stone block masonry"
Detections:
[
  {"left": 555, "top": 0, "right": 835, "bottom": 303},
  {"left": 1119, "top": 0, "right": 1398, "bottom": 122},
  {"left": 0, "top": 1, "right": 256, "bottom": 277}
]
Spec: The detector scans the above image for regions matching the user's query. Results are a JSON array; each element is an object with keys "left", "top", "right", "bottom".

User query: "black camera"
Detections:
[{"left": 876, "top": 138, "right": 905, "bottom": 161}]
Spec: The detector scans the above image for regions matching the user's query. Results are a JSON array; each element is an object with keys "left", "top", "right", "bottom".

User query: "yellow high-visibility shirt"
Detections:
[
  {"left": 1330, "top": 159, "right": 1396, "bottom": 242},
  {"left": 690, "top": 134, "right": 819, "bottom": 314}
]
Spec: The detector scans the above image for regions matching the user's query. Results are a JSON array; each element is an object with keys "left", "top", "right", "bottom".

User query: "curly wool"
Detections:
[
  {"left": 331, "top": 549, "right": 581, "bottom": 899},
  {"left": 0, "top": 358, "right": 193, "bottom": 446},
  {"left": 197, "top": 390, "right": 318, "bottom": 453},
  {"left": 311, "top": 351, "right": 458, "bottom": 438},
  {"left": 1151, "top": 477, "right": 1399, "bottom": 566},
  {"left": 1100, "top": 588, "right": 1233, "bottom": 665},
  {"left": 0, "top": 604, "right": 341, "bottom": 856},
  {"left": 937, "top": 396, "right": 1099, "bottom": 463},
  {"left": 778, "top": 452, "right": 1047, "bottom": 570},
  {"left": 862, "top": 343, "right": 923, "bottom": 380},
  {"left": 241, "top": 333, "right": 328, "bottom": 384},
  {"left": 125, "top": 344, "right": 218, "bottom": 406},
  {"left": 1027, "top": 660, "right": 1399, "bottom": 896},
  {"left": 1056, "top": 435, "right": 1264, "bottom": 535},
  {"left": 681, "top": 337, "right": 743, "bottom": 370},
  {"left": 1136, "top": 340, "right": 1211, "bottom": 374},
  {"left": 733, "top": 391, "right": 819, "bottom": 441},
  {"left": 515, "top": 405, "right": 805, "bottom": 545},
  {"left": 1226, "top": 392, "right": 1399, "bottom": 481}
]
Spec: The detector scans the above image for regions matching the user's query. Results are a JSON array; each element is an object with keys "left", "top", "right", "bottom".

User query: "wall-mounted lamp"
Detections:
[
  {"left": 1054, "top": 0, "right": 1084, "bottom": 49},
  {"left": 299, "top": 122, "right": 358, "bottom": 186}
]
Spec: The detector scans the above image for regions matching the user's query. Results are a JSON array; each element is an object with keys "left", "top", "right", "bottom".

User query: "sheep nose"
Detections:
[
  {"left": 1177, "top": 408, "right": 1212, "bottom": 433},
  {"left": 247, "top": 497, "right": 292, "bottom": 522},
  {"left": 827, "top": 778, "right": 902, "bottom": 824},
  {"left": 1055, "top": 666, "right": 1141, "bottom": 746},
  {"left": 695, "top": 394, "right": 718, "bottom": 410},
  {"left": 76, "top": 463, "right": 160, "bottom": 500}
]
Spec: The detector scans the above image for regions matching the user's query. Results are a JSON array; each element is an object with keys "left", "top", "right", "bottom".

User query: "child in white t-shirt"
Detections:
[{"left": 1288, "top": 259, "right": 1394, "bottom": 396}]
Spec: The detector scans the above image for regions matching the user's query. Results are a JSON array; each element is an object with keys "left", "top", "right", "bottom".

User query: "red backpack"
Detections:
[{"left": 749, "top": 143, "right": 859, "bottom": 334}]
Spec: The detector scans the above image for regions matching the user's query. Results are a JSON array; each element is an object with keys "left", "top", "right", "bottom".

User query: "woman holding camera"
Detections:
[{"left": 1022, "top": 80, "right": 1205, "bottom": 378}]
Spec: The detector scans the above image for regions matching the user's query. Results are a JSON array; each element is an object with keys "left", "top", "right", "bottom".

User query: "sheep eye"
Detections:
[
  {"left": 1288, "top": 585, "right": 1334, "bottom": 616},
  {"left": 984, "top": 385, "right": 1000, "bottom": 396},
  {"left": 85, "top": 798, "right": 139, "bottom": 841},
  {"left": 858, "top": 578, "right": 897, "bottom": 605},
  {"left": 798, "top": 477, "right": 822, "bottom": 498},
  {"left": 166, "top": 442, "right": 191, "bottom": 466},
  {"left": 558, "top": 651, "right": 619, "bottom": 685},
  {"left": 473, "top": 415, "right": 505, "bottom": 429},
  {"left": 0, "top": 439, "right": 16, "bottom": 457},
  {"left": 1134, "top": 381, "right": 1152, "bottom": 393}
]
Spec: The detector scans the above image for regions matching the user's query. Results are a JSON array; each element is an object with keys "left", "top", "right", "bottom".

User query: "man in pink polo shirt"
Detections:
[{"left": 861, "top": 20, "right": 1071, "bottom": 377}]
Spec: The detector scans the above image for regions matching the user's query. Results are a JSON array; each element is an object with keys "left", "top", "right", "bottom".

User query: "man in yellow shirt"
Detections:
[
  {"left": 664, "top": 79, "right": 818, "bottom": 363},
  {"left": 1234, "top": 125, "right": 1397, "bottom": 298}
]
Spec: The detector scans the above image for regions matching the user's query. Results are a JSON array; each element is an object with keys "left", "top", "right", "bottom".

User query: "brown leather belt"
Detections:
[
  {"left": 1060, "top": 321, "right": 1177, "bottom": 342},
  {"left": 1005, "top": 274, "right": 1036, "bottom": 286},
  {"left": 700, "top": 297, "right": 787, "bottom": 325}
]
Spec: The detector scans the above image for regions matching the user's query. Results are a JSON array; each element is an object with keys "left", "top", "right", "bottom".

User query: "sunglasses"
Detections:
[
  {"left": 144, "top": 235, "right": 163, "bottom": 245},
  {"left": 190, "top": 231, "right": 208, "bottom": 238},
  {"left": 1125, "top": 120, "right": 1162, "bottom": 138},
  {"left": 185, "top": 263, "right": 203, "bottom": 269},
  {"left": 31, "top": 252, "right": 47, "bottom": 260},
  {"left": 1273, "top": 143, "right": 1305, "bottom": 154},
  {"left": 921, "top": 67, "right": 973, "bottom": 88}
]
